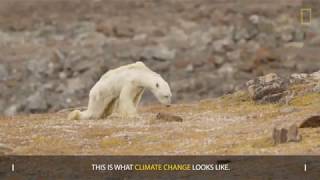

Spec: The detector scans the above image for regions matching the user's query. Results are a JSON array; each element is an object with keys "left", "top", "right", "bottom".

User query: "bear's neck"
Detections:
[{"left": 133, "top": 70, "right": 158, "bottom": 90}]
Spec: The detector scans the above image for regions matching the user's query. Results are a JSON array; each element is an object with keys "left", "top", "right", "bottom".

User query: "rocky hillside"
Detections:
[
  {"left": 0, "top": 72, "right": 319, "bottom": 155},
  {"left": 0, "top": 0, "right": 320, "bottom": 115}
]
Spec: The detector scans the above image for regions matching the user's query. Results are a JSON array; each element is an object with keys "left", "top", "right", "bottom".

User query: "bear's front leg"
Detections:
[{"left": 118, "top": 83, "right": 139, "bottom": 118}]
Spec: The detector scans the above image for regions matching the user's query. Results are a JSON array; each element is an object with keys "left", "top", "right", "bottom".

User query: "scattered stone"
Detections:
[
  {"left": 287, "top": 124, "right": 301, "bottom": 142},
  {"left": 226, "top": 49, "right": 241, "bottom": 61},
  {"left": 0, "top": 64, "right": 9, "bottom": 81},
  {"left": 96, "top": 22, "right": 114, "bottom": 37},
  {"left": 185, "top": 64, "right": 194, "bottom": 72},
  {"left": 113, "top": 24, "right": 135, "bottom": 38},
  {"left": 59, "top": 72, "right": 68, "bottom": 79},
  {"left": 25, "top": 90, "right": 48, "bottom": 113},
  {"left": 218, "top": 63, "right": 235, "bottom": 79},
  {"left": 212, "top": 55, "right": 224, "bottom": 66},
  {"left": 290, "top": 73, "right": 309, "bottom": 84},
  {"left": 284, "top": 42, "right": 304, "bottom": 48},
  {"left": 66, "top": 76, "right": 93, "bottom": 94},
  {"left": 272, "top": 127, "right": 288, "bottom": 144},
  {"left": 141, "top": 45, "right": 176, "bottom": 61},
  {"left": 4, "top": 104, "right": 21, "bottom": 116},
  {"left": 212, "top": 38, "right": 234, "bottom": 53},
  {"left": 249, "top": 15, "right": 260, "bottom": 24},
  {"left": 280, "top": 31, "right": 293, "bottom": 42},
  {"left": 272, "top": 124, "right": 301, "bottom": 145},
  {"left": 27, "top": 58, "right": 50, "bottom": 78},
  {"left": 310, "top": 70, "right": 320, "bottom": 80},
  {"left": 293, "top": 29, "right": 305, "bottom": 42},
  {"left": 299, "top": 115, "right": 320, "bottom": 128},
  {"left": 313, "top": 83, "right": 320, "bottom": 92},
  {"left": 156, "top": 112, "right": 183, "bottom": 122}
]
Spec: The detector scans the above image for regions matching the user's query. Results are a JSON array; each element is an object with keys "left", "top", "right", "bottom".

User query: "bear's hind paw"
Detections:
[{"left": 67, "top": 110, "right": 81, "bottom": 120}]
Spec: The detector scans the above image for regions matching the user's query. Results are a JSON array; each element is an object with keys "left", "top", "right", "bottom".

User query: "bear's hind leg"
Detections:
[
  {"left": 102, "top": 97, "right": 118, "bottom": 118},
  {"left": 81, "top": 93, "right": 115, "bottom": 120}
]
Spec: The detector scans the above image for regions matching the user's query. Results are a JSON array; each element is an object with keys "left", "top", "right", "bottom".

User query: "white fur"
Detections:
[{"left": 68, "top": 61, "right": 172, "bottom": 120}]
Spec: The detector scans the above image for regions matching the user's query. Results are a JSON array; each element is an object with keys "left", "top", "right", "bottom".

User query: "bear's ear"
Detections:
[{"left": 156, "top": 83, "right": 159, "bottom": 88}]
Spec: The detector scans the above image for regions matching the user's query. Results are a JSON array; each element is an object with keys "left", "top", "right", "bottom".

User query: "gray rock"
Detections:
[
  {"left": 249, "top": 15, "right": 260, "bottom": 24},
  {"left": 287, "top": 124, "right": 301, "bottom": 142},
  {"left": 226, "top": 49, "right": 241, "bottom": 61},
  {"left": 310, "top": 70, "right": 320, "bottom": 80},
  {"left": 212, "top": 38, "right": 234, "bottom": 53},
  {"left": 284, "top": 42, "right": 304, "bottom": 48},
  {"left": 26, "top": 90, "right": 48, "bottom": 113},
  {"left": 289, "top": 73, "right": 309, "bottom": 84},
  {"left": 213, "top": 56, "right": 225, "bottom": 65},
  {"left": 0, "top": 64, "right": 9, "bottom": 80},
  {"left": 113, "top": 24, "right": 135, "bottom": 38},
  {"left": 313, "top": 83, "right": 320, "bottom": 93},
  {"left": 272, "top": 127, "right": 288, "bottom": 144},
  {"left": 308, "top": 35, "right": 320, "bottom": 46},
  {"left": 141, "top": 45, "right": 176, "bottom": 61},
  {"left": 218, "top": 63, "right": 234, "bottom": 78},
  {"left": 66, "top": 77, "right": 91, "bottom": 94},
  {"left": 158, "top": 27, "right": 189, "bottom": 49},
  {"left": 156, "top": 112, "right": 183, "bottom": 122},
  {"left": 59, "top": 72, "right": 68, "bottom": 79},
  {"left": 185, "top": 64, "right": 194, "bottom": 72},
  {"left": 4, "top": 105, "right": 20, "bottom": 116},
  {"left": 27, "top": 58, "right": 49, "bottom": 77},
  {"left": 293, "top": 29, "right": 305, "bottom": 41},
  {"left": 233, "top": 26, "right": 249, "bottom": 42},
  {"left": 280, "top": 31, "right": 293, "bottom": 42},
  {"left": 273, "top": 125, "right": 301, "bottom": 145},
  {"left": 257, "top": 18, "right": 274, "bottom": 34}
]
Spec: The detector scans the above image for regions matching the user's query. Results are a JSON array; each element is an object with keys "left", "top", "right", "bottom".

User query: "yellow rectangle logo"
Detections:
[{"left": 300, "top": 8, "right": 312, "bottom": 25}]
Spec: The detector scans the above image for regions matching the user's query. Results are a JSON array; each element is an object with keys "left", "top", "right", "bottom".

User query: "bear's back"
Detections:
[{"left": 100, "top": 61, "right": 150, "bottom": 80}]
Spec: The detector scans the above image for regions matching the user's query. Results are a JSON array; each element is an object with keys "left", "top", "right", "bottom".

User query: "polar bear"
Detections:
[{"left": 68, "top": 61, "right": 172, "bottom": 120}]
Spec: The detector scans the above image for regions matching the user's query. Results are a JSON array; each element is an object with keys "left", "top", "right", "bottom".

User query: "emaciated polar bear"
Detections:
[{"left": 68, "top": 61, "right": 172, "bottom": 120}]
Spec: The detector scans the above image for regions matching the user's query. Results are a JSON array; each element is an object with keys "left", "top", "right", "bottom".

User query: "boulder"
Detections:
[
  {"left": 246, "top": 73, "right": 287, "bottom": 103},
  {"left": 299, "top": 115, "right": 320, "bottom": 128},
  {"left": 156, "top": 112, "right": 183, "bottom": 122},
  {"left": 287, "top": 124, "right": 302, "bottom": 142},
  {"left": 272, "top": 124, "right": 301, "bottom": 145}
]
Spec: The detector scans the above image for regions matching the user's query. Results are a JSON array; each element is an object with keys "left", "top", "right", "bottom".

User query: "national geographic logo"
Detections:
[{"left": 300, "top": 8, "right": 312, "bottom": 25}]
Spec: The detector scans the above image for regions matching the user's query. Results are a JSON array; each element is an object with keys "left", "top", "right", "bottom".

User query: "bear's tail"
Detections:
[{"left": 67, "top": 110, "right": 82, "bottom": 120}]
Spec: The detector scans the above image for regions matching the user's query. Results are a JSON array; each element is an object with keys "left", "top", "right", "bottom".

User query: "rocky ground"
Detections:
[
  {"left": 0, "top": 72, "right": 319, "bottom": 155},
  {"left": 0, "top": 0, "right": 320, "bottom": 115}
]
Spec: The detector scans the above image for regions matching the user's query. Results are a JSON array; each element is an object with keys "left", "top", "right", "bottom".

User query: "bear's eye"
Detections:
[{"left": 156, "top": 83, "right": 159, "bottom": 88}]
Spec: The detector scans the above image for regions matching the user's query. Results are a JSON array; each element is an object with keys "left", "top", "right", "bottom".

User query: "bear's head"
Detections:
[{"left": 150, "top": 75, "right": 172, "bottom": 106}]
